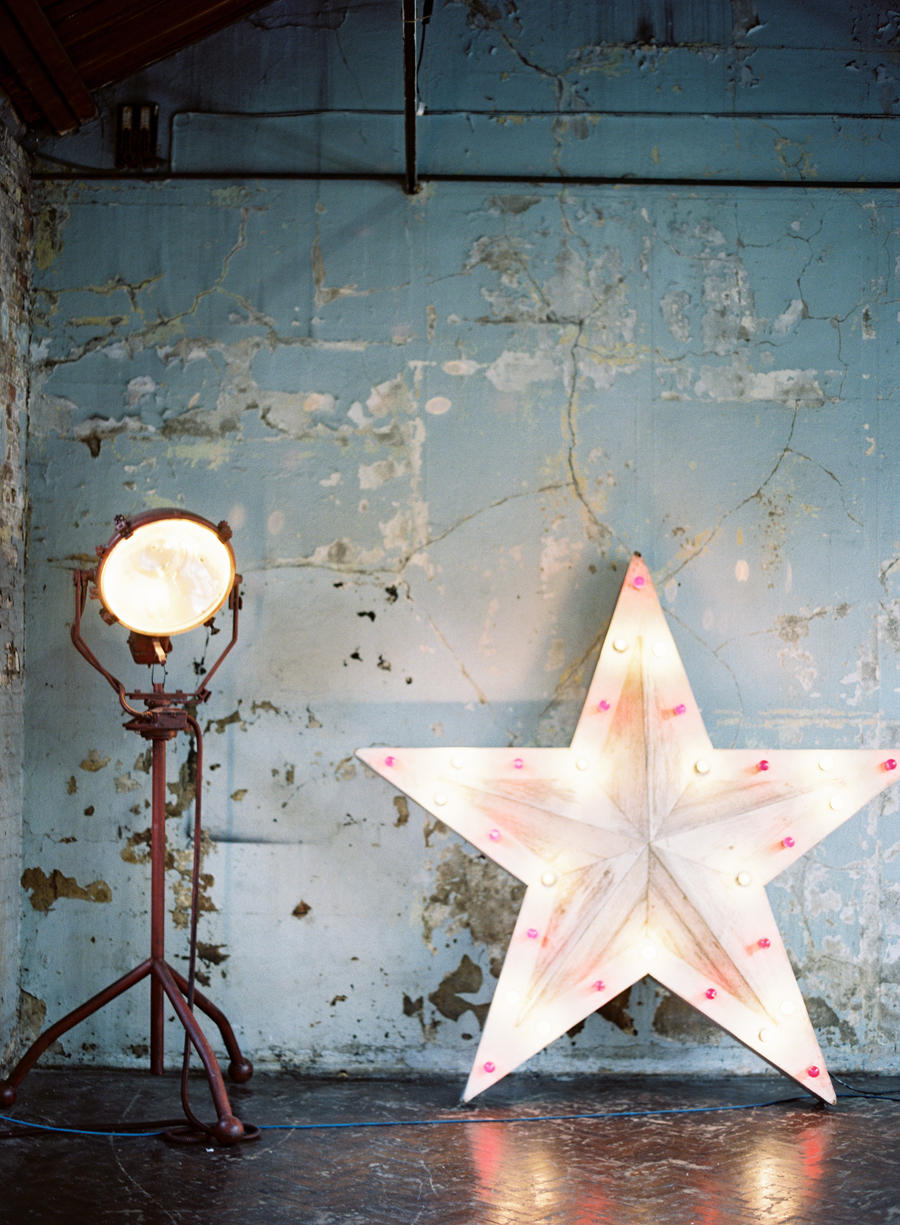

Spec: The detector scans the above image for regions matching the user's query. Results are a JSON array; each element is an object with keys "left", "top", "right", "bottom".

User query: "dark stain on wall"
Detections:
[
  {"left": 429, "top": 953, "right": 490, "bottom": 1028},
  {"left": 21, "top": 867, "right": 112, "bottom": 912}
]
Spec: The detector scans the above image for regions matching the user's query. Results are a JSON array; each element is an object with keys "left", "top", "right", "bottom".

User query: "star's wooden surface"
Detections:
[{"left": 358, "top": 555, "right": 899, "bottom": 1103}]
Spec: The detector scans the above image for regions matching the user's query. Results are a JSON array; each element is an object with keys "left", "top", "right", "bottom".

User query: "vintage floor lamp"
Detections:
[{"left": 0, "top": 509, "right": 256, "bottom": 1144}]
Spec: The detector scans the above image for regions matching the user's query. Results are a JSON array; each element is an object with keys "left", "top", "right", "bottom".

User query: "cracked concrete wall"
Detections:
[
  {"left": 14, "top": 1, "right": 900, "bottom": 1080},
  {"left": 0, "top": 116, "right": 30, "bottom": 1059}
]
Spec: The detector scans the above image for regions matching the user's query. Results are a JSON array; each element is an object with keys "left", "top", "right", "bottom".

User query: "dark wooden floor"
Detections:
[{"left": 0, "top": 1069, "right": 897, "bottom": 1223}]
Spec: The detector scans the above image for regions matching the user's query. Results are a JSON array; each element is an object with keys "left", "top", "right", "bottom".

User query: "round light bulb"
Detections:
[
  {"left": 592, "top": 979, "right": 605, "bottom": 992},
  {"left": 384, "top": 755, "right": 396, "bottom": 768},
  {"left": 884, "top": 758, "right": 897, "bottom": 772},
  {"left": 540, "top": 871, "right": 558, "bottom": 887},
  {"left": 757, "top": 759, "right": 770, "bottom": 772},
  {"left": 757, "top": 937, "right": 771, "bottom": 949},
  {"left": 433, "top": 792, "right": 448, "bottom": 807},
  {"left": 483, "top": 1060, "right": 496, "bottom": 1074},
  {"left": 450, "top": 755, "right": 463, "bottom": 770},
  {"left": 829, "top": 794, "right": 844, "bottom": 811},
  {"left": 526, "top": 927, "right": 539, "bottom": 940},
  {"left": 758, "top": 1027, "right": 773, "bottom": 1043},
  {"left": 736, "top": 870, "right": 753, "bottom": 887},
  {"left": 488, "top": 828, "right": 501, "bottom": 841},
  {"left": 705, "top": 987, "right": 717, "bottom": 1000},
  {"left": 780, "top": 1001, "right": 796, "bottom": 1017},
  {"left": 632, "top": 575, "right": 646, "bottom": 589},
  {"left": 597, "top": 699, "right": 611, "bottom": 712},
  {"left": 817, "top": 756, "right": 833, "bottom": 772},
  {"left": 673, "top": 703, "right": 686, "bottom": 716},
  {"left": 807, "top": 1065, "right": 820, "bottom": 1079},
  {"left": 97, "top": 510, "right": 235, "bottom": 636},
  {"left": 512, "top": 757, "right": 524, "bottom": 770},
  {"left": 694, "top": 759, "right": 711, "bottom": 775},
  {"left": 613, "top": 639, "right": 629, "bottom": 653},
  {"left": 575, "top": 758, "right": 589, "bottom": 772}
]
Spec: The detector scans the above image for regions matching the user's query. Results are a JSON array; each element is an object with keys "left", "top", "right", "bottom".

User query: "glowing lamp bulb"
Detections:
[
  {"left": 780, "top": 1001, "right": 796, "bottom": 1017},
  {"left": 384, "top": 755, "right": 396, "bottom": 768},
  {"left": 817, "top": 756, "right": 832, "bottom": 772},
  {"left": 632, "top": 575, "right": 646, "bottom": 589},
  {"left": 704, "top": 987, "right": 717, "bottom": 1000},
  {"left": 781, "top": 835, "right": 795, "bottom": 849},
  {"left": 483, "top": 1061, "right": 496, "bottom": 1074},
  {"left": 736, "top": 871, "right": 752, "bottom": 887},
  {"left": 592, "top": 979, "right": 605, "bottom": 992},
  {"left": 807, "top": 1065, "right": 820, "bottom": 1079},
  {"left": 673, "top": 703, "right": 686, "bottom": 716},
  {"left": 575, "top": 758, "right": 589, "bottom": 772},
  {"left": 613, "top": 638, "right": 629, "bottom": 653},
  {"left": 512, "top": 757, "right": 524, "bottom": 770},
  {"left": 96, "top": 510, "right": 235, "bottom": 636},
  {"left": 757, "top": 937, "right": 771, "bottom": 949},
  {"left": 434, "top": 792, "right": 448, "bottom": 807},
  {"left": 526, "top": 928, "right": 539, "bottom": 940},
  {"left": 694, "top": 759, "right": 710, "bottom": 775},
  {"left": 488, "top": 828, "right": 501, "bottom": 841},
  {"left": 597, "top": 699, "right": 610, "bottom": 711},
  {"left": 758, "top": 1027, "right": 773, "bottom": 1043},
  {"left": 757, "top": 759, "right": 770, "bottom": 772},
  {"left": 450, "top": 756, "right": 463, "bottom": 770},
  {"left": 540, "top": 871, "right": 557, "bottom": 887},
  {"left": 829, "top": 794, "right": 844, "bottom": 811},
  {"left": 884, "top": 758, "right": 897, "bottom": 771}
]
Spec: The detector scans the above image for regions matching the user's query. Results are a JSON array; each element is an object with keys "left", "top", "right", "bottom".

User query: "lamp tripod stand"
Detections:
[{"left": 0, "top": 512, "right": 256, "bottom": 1145}]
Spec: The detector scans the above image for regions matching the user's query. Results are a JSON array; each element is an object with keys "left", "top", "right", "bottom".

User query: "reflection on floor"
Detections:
[{"left": 0, "top": 1070, "right": 897, "bottom": 1223}]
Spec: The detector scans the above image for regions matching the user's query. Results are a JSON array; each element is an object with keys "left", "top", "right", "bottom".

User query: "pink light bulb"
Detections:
[
  {"left": 782, "top": 835, "right": 795, "bottom": 849},
  {"left": 673, "top": 703, "right": 686, "bottom": 716},
  {"left": 483, "top": 1061, "right": 496, "bottom": 1074},
  {"left": 526, "top": 927, "right": 539, "bottom": 940},
  {"left": 384, "top": 755, "right": 396, "bottom": 768},
  {"left": 488, "top": 828, "right": 501, "bottom": 841},
  {"left": 757, "top": 937, "right": 771, "bottom": 949},
  {"left": 884, "top": 758, "right": 897, "bottom": 771},
  {"left": 632, "top": 575, "right": 646, "bottom": 589},
  {"left": 593, "top": 979, "right": 605, "bottom": 992},
  {"left": 597, "top": 699, "right": 610, "bottom": 712},
  {"left": 705, "top": 987, "right": 717, "bottom": 1000},
  {"left": 807, "top": 1065, "right": 820, "bottom": 1078},
  {"left": 513, "top": 757, "right": 524, "bottom": 770},
  {"left": 757, "top": 759, "right": 770, "bottom": 772}
]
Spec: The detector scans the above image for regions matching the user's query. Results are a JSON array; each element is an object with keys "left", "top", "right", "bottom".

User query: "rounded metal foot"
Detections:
[
  {"left": 228, "top": 1057, "right": 253, "bottom": 1084},
  {"left": 213, "top": 1114, "right": 246, "bottom": 1145},
  {"left": 0, "top": 1082, "right": 17, "bottom": 1108}
]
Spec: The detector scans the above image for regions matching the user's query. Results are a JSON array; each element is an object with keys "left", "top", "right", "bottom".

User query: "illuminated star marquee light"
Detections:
[{"left": 357, "top": 554, "right": 900, "bottom": 1104}]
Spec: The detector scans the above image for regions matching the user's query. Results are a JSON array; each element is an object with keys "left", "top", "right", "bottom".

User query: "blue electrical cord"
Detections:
[{"left": 0, "top": 1082, "right": 895, "bottom": 1139}]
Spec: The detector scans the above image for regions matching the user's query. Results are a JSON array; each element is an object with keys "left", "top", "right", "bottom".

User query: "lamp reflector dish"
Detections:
[{"left": 98, "top": 515, "right": 235, "bottom": 636}]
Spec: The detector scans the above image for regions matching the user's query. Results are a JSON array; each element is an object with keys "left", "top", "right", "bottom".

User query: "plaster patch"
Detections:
[
  {"left": 425, "top": 396, "right": 452, "bottom": 415},
  {"left": 442, "top": 359, "right": 481, "bottom": 376},
  {"left": 366, "top": 376, "right": 415, "bottom": 418},
  {"left": 21, "top": 867, "right": 112, "bottom": 912},
  {"left": 486, "top": 349, "right": 558, "bottom": 392},
  {"left": 695, "top": 362, "right": 824, "bottom": 406},
  {"left": 359, "top": 457, "right": 406, "bottom": 490},
  {"left": 773, "top": 298, "right": 807, "bottom": 335}
]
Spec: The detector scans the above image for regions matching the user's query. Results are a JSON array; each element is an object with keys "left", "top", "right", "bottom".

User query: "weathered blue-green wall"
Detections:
[{"left": 14, "top": 1, "right": 900, "bottom": 1080}]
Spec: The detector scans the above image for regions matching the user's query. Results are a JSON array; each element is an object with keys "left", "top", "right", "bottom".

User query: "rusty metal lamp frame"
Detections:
[{"left": 0, "top": 511, "right": 256, "bottom": 1145}]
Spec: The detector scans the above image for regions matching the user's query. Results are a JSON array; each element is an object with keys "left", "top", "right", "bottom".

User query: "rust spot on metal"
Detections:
[{"left": 21, "top": 867, "right": 112, "bottom": 912}]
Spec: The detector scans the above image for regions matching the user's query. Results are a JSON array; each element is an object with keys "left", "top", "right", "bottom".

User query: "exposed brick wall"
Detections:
[{"left": 0, "top": 119, "right": 30, "bottom": 1062}]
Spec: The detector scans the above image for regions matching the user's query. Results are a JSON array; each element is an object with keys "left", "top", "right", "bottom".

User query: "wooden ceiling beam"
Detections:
[
  {"left": 4, "top": 0, "right": 96, "bottom": 125},
  {"left": 0, "top": 6, "right": 78, "bottom": 132}
]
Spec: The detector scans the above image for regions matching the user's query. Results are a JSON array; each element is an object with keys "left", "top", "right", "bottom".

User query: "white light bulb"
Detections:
[
  {"left": 540, "top": 871, "right": 557, "bottom": 887},
  {"left": 694, "top": 759, "right": 710, "bottom": 775},
  {"left": 613, "top": 638, "right": 629, "bottom": 653},
  {"left": 758, "top": 1027, "right": 773, "bottom": 1043},
  {"left": 434, "top": 792, "right": 448, "bottom": 807},
  {"left": 575, "top": 758, "right": 589, "bottom": 772},
  {"left": 779, "top": 1000, "right": 795, "bottom": 1017},
  {"left": 829, "top": 794, "right": 844, "bottom": 811},
  {"left": 817, "top": 755, "right": 833, "bottom": 772},
  {"left": 736, "top": 870, "right": 753, "bottom": 887},
  {"left": 450, "top": 756, "right": 463, "bottom": 770}
]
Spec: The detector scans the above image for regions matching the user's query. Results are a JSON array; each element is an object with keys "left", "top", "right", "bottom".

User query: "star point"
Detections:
[{"left": 358, "top": 554, "right": 900, "bottom": 1104}]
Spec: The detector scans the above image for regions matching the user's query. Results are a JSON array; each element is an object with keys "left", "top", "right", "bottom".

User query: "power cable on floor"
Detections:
[{"left": 0, "top": 1078, "right": 895, "bottom": 1140}]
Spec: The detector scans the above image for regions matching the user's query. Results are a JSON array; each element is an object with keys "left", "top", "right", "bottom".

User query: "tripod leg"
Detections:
[
  {"left": 0, "top": 959, "right": 153, "bottom": 1107},
  {"left": 153, "top": 961, "right": 244, "bottom": 1145},
  {"left": 168, "top": 966, "right": 253, "bottom": 1083}
]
